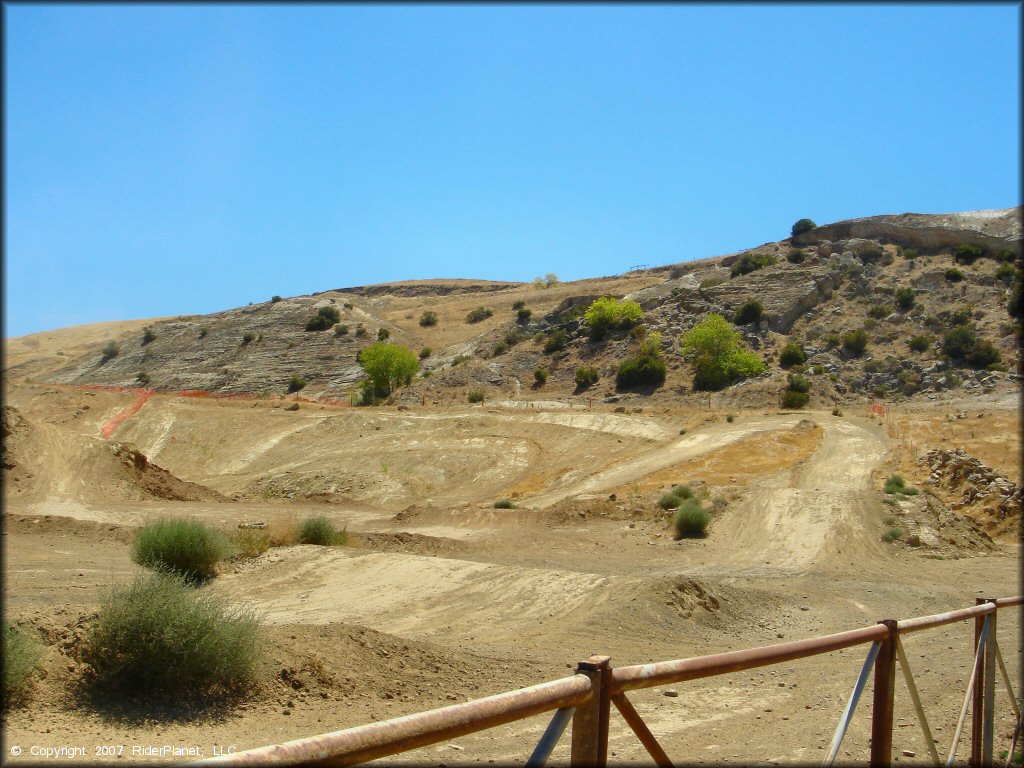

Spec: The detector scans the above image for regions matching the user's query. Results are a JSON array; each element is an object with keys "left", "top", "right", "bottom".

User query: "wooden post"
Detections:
[
  {"left": 571, "top": 655, "right": 610, "bottom": 767},
  {"left": 971, "top": 599, "right": 986, "bottom": 767},
  {"left": 870, "top": 620, "right": 898, "bottom": 766}
]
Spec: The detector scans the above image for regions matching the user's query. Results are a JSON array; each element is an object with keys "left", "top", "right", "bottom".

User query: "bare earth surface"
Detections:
[{"left": 2, "top": 377, "right": 1020, "bottom": 766}]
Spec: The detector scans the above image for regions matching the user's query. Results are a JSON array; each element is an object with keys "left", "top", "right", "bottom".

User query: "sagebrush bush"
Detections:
[
  {"left": 575, "top": 366, "right": 599, "bottom": 389},
  {"left": 674, "top": 499, "right": 710, "bottom": 538},
  {"left": 657, "top": 494, "right": 682, "bottom": 510},
  {"left": 841, "top": 329, "right": 868, "bottom": 357},
  {"left": 945, "top": 268, "right": 964, "bottom": 283},
  {"left": 298, "top": 516, "right": 343, "bottom": 545},
  {"left": 733, "top": 299, "right": 763, "bottom": 325},
  {"left": 466, "top": 306, "right": 493, "bottom": 323},
  {"left": 419, "top": 310, "right": 438, "bottom": 327},
  {"left": 335, "top": 324, "right": 349, "bottom": 336},
  {"left": 779, "top": 343, "right": 806, "bottom": 368},
  {"left": 517, "top": 307, "right": 532, "bottom": 323},
  {"left": 909, "top": 335, "right": 931, "bottom": 353},
  {"left": 467, "top": 389, "right": 485, "bottom": 403},
  {"left": 544, "top": 330, "right": 568, "bottom": 354},
  {"left": 305, "top": 315, "right": 333, "bottom": 332},
  {"left": 616, "top": 355, "right": 666, "bottom": 389},
  {"left": 3, "top": 621, "right": 43, "bottom": 707},
  {"left": 81, "top": 572, "right": 261, "bottom": 702},
  {"left": 493, "top": 499, "right": 515, "bottom": 509},
  {"left": 671, "top": 484, "right": 694, "bottom": 500},
  {"left": 131, "top": 519, "right": 235, "bottom": 581},
  {"left": 781, "top": 390, "right": 809, "bottom": 409},
  {"left": 533, "top": 368, "right": 548, "bottom": 386},
  {"left": 882, "top": 527, "right": 904, "bottom": 543},
  {"left": 419, "top": 347, "right": 431, "bottom": 359},
  {"left": 868, "top": 304, "right": 891, "bottom": 320},
  {"left": 894, "top": 288, "right": 915, "bottom": 310}
]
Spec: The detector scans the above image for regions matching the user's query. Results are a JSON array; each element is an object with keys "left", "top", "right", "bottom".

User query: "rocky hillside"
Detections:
[{"left": 5, "top": 207, "right": 1020, "bottom": 410}]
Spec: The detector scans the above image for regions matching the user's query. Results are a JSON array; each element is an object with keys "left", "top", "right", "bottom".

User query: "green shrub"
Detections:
[
  {"left": 419, "top": 347, "right": 431, "bottom": 359},
  {"left": 271, "top": 295, "right": 282, "bottom": 303},
  {"left": 616, "top": 355, "right": 666, "bottom": 389},
  {"left": 136, "top": 371, "right": 151, "bottom": 386},
  {"left": 419, "top": 310, "right": 438, "bottom": 327},
  {"left": 812, "top": 365, "right": 824, "bottom": 375},
  {"left": 883, "top": 475, "right": 918, "bottom": 495},
  {"left": 725, "top": 413, "right": 735, "bottom": 423},
  {"left": 731, "top": 252, "right": 777, "bottom": 277},
  {"left": 533, "top": 368, "right": 548, "bottom": 386},
  {"left": 575, "top": 366, "right": 599, "bottom": 389},
  {"left": 825, "top": 333, "right": 841, "bottom": 350},
  {"left": 142, "top": 327, "right": 156, "bottom": 346},
  {"left": 894, "top": 288, "right": 915, "bottom": 310},
  {"left": 583, "top": 297, "right": 644, "bottom": 339},
  {"left": 101, "top": 341, "right": 120, "bottom": 362},
  {"left": 305, "top": 315, "right": 333, "bottom": 332},
  {"left": 131, "top": 519, "right": 235, "bottom": 581},
  {"left": 900, "top": 248, "right": 919, "bottom": 260},
  {"left": 657, "top": 494, "right": 682, "bottom": 510},
  {"left": 966, "top": 339, "right": 1001, "bottom": 369},
  {"left": 81, "top": 572, "right": 260, "bottom": 702},
  {"left": 242, "top": 332, "right": 255, "bottom": 346},
  {"left": 841, "top": 329, "right": 868, "bottom": 357},
  {"left": 786, "top": 248, "right": 806, "bottom": 264},
  {"left": 377, "top": 328, "right": 390, "bottom": 341},
  {"left": 909, "top": 335, "right": 931, "bottom": 353},
  {"left": 681, "top": 314, "right": 767, "bottom": 391},
  {"left": 883, "top": 515, "right": 899, "bottom": 526},
  {"left": 3, "top": 621, "right": 43, "bottom": 707},
  {"left": 493, "top": 499, "right": 515, "bottom": 509},
  {"left": 882, "top": 527, "right": 904, "bottom": 543},
  {"left": 512, "top": 300, "right": 526, "bottom": 310},
  {"left": 791, "top": 218, "right": 816, "bottom": 237},
  {"left": 953, "top": 244, "right": 985, "bottom": 265},
  {"left": 467, "top": 389, "right": 485, "bottom": 403},
  {"left": 786, "top": 374, "right": 811, "bottom": 393},
  {"left": 286, "top": 375, "right": 307, "bottom": 393},
  {"left": 318, "top": 306, "right": 341, "bottom": 324},
  {"left": 355, "top": 325, "right": 367, "bottom": 337},
  {"left": 945, "top": 268, "right": 964, "bottom": 283},
  {"left": 996, "top": 262, "right": 1017, "bottom": 282},
  {"left": 779, "top": 343, "right": 806, "bottom": 368},
  {"left": 358, "top": 342, "right": 419, "bottom": 396},
  {"left": 734, "top": 299, "right": 764, "bottom": 325},
  {"left": 544, "top": 330, "right": 568, "bottom": 354},
  {"left": 298, "top": 516, "right": 343, "bottom": 545},
  {"left": 781, "top": 390, "right": 809, "bottom": 409},
  {"left": 671, "top": 484, "right": 694, "bottom": 500},
  {"left": 868, "top": 304, "right": 891, "bottom": 320},
  {"left": 674, "top": 499, "right": 710, "bottom": 538},
  {"left": 466, "top": 306, "right": 493, "bottom": 324},
  {"left": 335, "top": 324, "right": 349, "bottom": 336},
  {"left": 831, "top": 408, "right": 843, "bottom": 416},
  {"left": 198, "top": 327, "right": 208, "bottom": 339}
]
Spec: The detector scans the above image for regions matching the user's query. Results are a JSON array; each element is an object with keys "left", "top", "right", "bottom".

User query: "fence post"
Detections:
[
  {"left": 571, "top": 655, "right": 610, "bottom": 768},
  {"left": 971, "top": 599, "right": 986, "bottom": 768},
  {"left": 983, "top": 600, "right": 997, "bottom": 766},
  {"left": 870, "top": 620, "right": 898, "bottom": 766}
]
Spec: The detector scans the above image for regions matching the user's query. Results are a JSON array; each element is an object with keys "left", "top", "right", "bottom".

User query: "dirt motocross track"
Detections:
[{"left": 2, "top": 380, "right": 1020, "bottom": 766}]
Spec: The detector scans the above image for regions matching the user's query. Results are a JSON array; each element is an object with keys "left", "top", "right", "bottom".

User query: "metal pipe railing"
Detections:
[
  {"left": 196, "top": 675, "right": 592, "bottom": 766},
  {"left": 190, "top": 596, "right": 1021, "bottom": 767},
  {"left": 610, "top": 624, "right": 888, "bottom": 694}
]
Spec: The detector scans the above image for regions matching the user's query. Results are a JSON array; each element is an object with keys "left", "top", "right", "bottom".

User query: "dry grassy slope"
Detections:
[{"left": 3, "top": 207, "right": 1020, "bottom": 410}]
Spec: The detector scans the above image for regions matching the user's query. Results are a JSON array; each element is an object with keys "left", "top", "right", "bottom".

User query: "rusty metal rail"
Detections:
[{"left": 195, "top": 596, "right": 1021, "bottom": 767}]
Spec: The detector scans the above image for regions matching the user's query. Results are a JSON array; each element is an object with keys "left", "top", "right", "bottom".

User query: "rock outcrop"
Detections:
[{"left": 919, "top": 448, "right": 1021, "bottom": 536}]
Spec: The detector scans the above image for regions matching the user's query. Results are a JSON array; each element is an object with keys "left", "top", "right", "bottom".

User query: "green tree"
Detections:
[
  {"left": 679, "top": 314, "right": 766, "bottom": 391},
  {"left": 791, "top": 218, "right": 816, "bottom": 237},
  {"left": 358, "top": 342, "right": 419, "bottom": 396}
]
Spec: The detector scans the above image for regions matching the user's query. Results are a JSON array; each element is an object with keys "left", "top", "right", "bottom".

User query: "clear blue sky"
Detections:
[{"left": 4, "top": 3, "right": 1020, "bottom": 338}]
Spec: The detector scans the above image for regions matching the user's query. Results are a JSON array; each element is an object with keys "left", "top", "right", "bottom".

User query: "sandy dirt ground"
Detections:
[{"left": 2, "top": 380, "right": 1020, "bottom": 766}]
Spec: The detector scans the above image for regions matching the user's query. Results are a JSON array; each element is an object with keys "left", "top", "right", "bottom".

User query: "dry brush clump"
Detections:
[
  {"left": 3, "top": 620, "right": 44, "bottom": 708},
  {"left": 131, "top": 518, "right": 235, "bottom": 582},
  {"left": 80, "top": 572, "right": 261, "bottom": 706}
]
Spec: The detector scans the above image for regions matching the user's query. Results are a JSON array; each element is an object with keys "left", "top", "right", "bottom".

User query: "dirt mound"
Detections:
[
  {"left": 3, "top": 514, "right": 134, "bottom": 544},
  {"left": 349, "top": 531, "right": 471, "bottom": 558},
  {"left": 104, "top": 441, "right": 229, "bottom": 503},
  {"left": 2, "top": 405, "right": 37, "bottom": 494}
]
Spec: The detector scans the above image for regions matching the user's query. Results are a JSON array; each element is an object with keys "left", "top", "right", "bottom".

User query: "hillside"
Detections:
[{"left": 5, "top": 207, "right": 1021, "bottom": 411}]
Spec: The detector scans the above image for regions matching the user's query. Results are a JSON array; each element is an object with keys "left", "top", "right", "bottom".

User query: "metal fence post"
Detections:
[
  {"left": 571, "top": 656, "right": 611, "bottom": 768},
  {"left": 870, "top": 620, "right": 898, "bottom": 766},
  {"left": 972, "top": 599, "right": 986, "bottom": 768}
]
